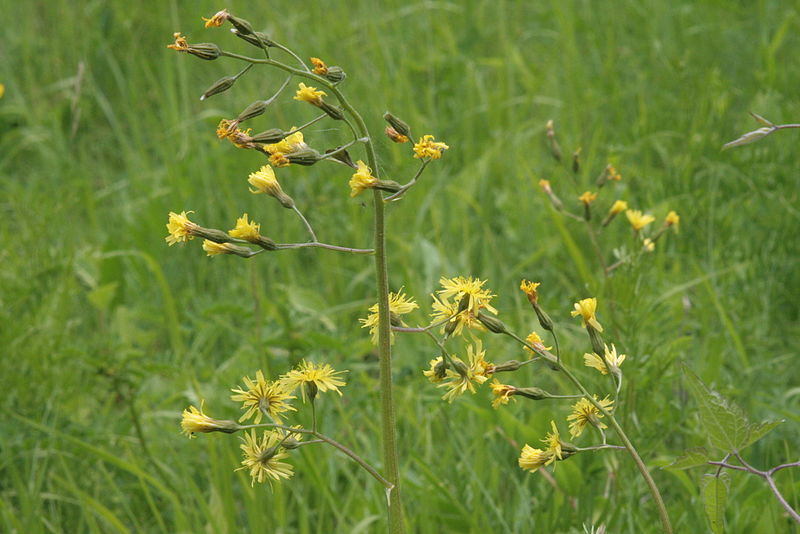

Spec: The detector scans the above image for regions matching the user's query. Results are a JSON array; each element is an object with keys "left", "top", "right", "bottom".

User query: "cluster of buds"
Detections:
[{"left": 538, "top": 121, "right": 680, "bottom": 267}]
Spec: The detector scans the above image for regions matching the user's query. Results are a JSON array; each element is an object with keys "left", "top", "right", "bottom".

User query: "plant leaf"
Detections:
[
  {"left": 667, "top": 447, "right": 710, "bottom": 470},
  {"left": 701, "top": 472, "right": 729, "bottom": 534},
  {"left": 683, "top": 365, "right": 751, "bottom": 451},
  {"left": 749, "top": 111, "right": 774, "bottom": 127},
  {"left": 740, "top": 419, "right": 783, "bottom": 450}
]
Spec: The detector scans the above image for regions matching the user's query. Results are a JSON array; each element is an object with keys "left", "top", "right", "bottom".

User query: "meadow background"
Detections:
[{"left": 2, "top": 0, "right": 799, "bottom": 532}]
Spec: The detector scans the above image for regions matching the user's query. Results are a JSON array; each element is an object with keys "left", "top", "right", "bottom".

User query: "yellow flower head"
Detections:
[
  {"left": 665, "top": 210, "right": 680, "bottom": 229},
  {"left": 385, "top": 126, "right": 409, "bottom": 143},
  {"left": 230, "top": 370, "right": 296, "bottom": 424},
  {"left": 413, "top": 134, "right": 449, "bottom": 160},
  {"left": 202, "top": 9, "right": 229, "bottom": 27},
  {"left": 434, "top": 342, "right": 492, "bottom": 403},
  {"left": 571, "top": 297, "right": 603, "bottom": 332},
  {"left": 585, "top": 343, "right": 626, "bottom": 375},
  {"left": 431, "top": 276, "right": 497, "bottom": 336},
  {"left": 543, "top": 420, "right": 563, "bottom": 460},
  {"left": 438, "top": 360, "right": 477, "bottom": 403},
  {"left": 625, "top": 209, "right": 656, "bottom": 231},
  {"left": 248, "top": 165, "right": 284, "bottom": 196},
  {"left": 349, "top": 160, "right": 379, "bottom": 197},
  {"left": 519, "top": 279, "right": 541, "bottom": 305},
  {"left": 467, "top": 340, "right": 492, "bottom": 382},
  {"left": 216, "top": 119, "right": 236, "bottom": 139},
  {"left": 360, "top": 289, "right": 419, "bottom": 344},
  {"left": 538, "top": 179, "right": 552, "bottom": 193},
  {"left": 523, "top": 331, "right": 553, "bottom": 354},
  {"left": 167, "top": 32, "right": 189, "bottom": 51},
  {"left": 265, "top": 131, "right": 306, "bottom": 155},
  {"left": 579, "top": 191, "right": 597, "bottom": 206},
  {"left": 269, "top": 152, "right": 291, "bottom": 167},
  {"left": 280, "top": 361, "right": 347, "bottom": 401},
  {"left": 237, "top": 430, "right": 294, "bottom": 486},
  {"left": 228, "top": 213, "right": 261, "bottom": 242},
  {"left": 490, "top": 379, "right": 516, "bottom": 409},
  {"left": 518, "top": 444, "right": 553, "bottom": 473},
  {"left": 202, "top": 240, "right": 237, "bottom": 256},
  {"left": 310, "top": 57, "right": 328, "bottom": 75},
  {"left": 294, "top": 82, "right": 326, "bottom": 107},
  {"left": 165, "top": 211, "right": 198, "bottom": 245},
  {"left": 609, "top": 200, "right": 628, "bottom": 215},
  {"left": 0, "top": 84, "right": 5, "bottom": 99},
  {"left": 567, "top": 396, "right": 614, "bottom": 438},
  {"left": 180, "top": 401, "right": 238, "bottom": 438},
  {"left": 607, "top": 164, "right": 622, "bottom": 181},
  {"left": 643, "top": 237, "right": 655, "bottom": 252}
]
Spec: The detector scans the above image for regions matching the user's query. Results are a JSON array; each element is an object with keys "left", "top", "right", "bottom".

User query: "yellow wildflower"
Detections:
[
  {"left": 165, "top": 211, "right": 198, "bottom": 245},
  {"left": 280, "top": 361, "right": 347, "bottom": 401},
  {"left": 609, "top": 200, "right": 628, "bottom": 215},
  {"left": 230, "top": 370, "right": 296, "bottom": 424},
  {"left": 349, "top": 160, "right": 379, "bottom": 197},
  {"left": 228, "top": 213, "right": 261, "bottom": 242},
  {"left": 238, "top": 430, "right": 294, "bottom": 486},
  {"left": 431, "top": 276, "right": 497, "bottom": 336},
  {"left": 265, "top": 131, "right": 306, "bottom": 155},
  {"left": 166, "top": 32, "right": 189, "bottom": 51},
  {"left": 202, "top": 240, "right": 236, "bottom": 256},
  {"left": 248, "top": 165, "right": 282, "bottom": 195},
  {"left": 310, "top": 57, "right": 328, "bottom": 75},
  {"left": 579, "top": 191, "right": 597, "bottom": 205},
  {"left": 608, "top": 164, "right": 622, "bottom": 181},
  {"left": 519, "top": 280, "right": 541, "bottom": 305},
  {"left": 202, "top": 9, "right": 229, "bottom": 27},
  {"left": 385, "top": 126, "right": 409, "bottom": 143},
  {"left": 665, "top": 210, "right": 680, "bottom": 229},
  {"left": 423, "top": 357, "right": 447, "bottom": 384},
  {"left": 643, "top": 238, "right": 655, "bottom": 252},
  {"left": 585, "top": 344, "right": 626, "bottom": 375},
  {"left": 626, "top": 209, "right": 656, "bottom": 231},
  {"left": 523, "top": 331, "right": 553, "bottom": 354},
  {"left": 538, "top": 179, "right": 552, "bottom": 193},
  {"left": 567, "top": 396, "right": 614, "bottom": 438},
  {"left": 360, "top": 289, "right": 419, "bottom": 344},
  {"left": 270, "top": 153, "right": 291, "bottom": 167},
  {"left": 543, "top": 420, "right": 563, "bottom": 460},
  {"left": 518, "top": 445, "right": 553, "bottom": 473},
  {"left": 0, "top": 84, "right": 5, "bottom": 99},
  {"left": 180, "top": 401, "right": 238, "bottom": 438},
  {"left": 571, "top": 297, "right": 603, "bottom": 332},
  {"left": 294, "top": 82, "right": 326, "bottom": 106},
  {"left": 413, "top": 134, "right": 449, "bottom": 159},
  {"left": 490, "top": 379, "right": 516, "bottom": 409}
]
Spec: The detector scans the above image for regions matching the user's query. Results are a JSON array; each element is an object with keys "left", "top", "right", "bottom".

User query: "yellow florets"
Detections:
[{"left": 413, "top": 134, "right": 449, "bottom": 159}]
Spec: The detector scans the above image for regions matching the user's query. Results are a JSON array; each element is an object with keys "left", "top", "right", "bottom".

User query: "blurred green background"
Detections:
[{"left": 2, "top": 0, "right": 799, "bottom": 532}]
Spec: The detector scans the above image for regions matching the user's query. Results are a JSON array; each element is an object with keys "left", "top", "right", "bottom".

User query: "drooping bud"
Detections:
[
  {"left": 226, "top": 14, "right": 254, "bottom": 36},
  {"left": 200, "top": 64, "right": 253, "bottom": 101},
  {"left": 546, "top": 119, "right": 561, "bottom": 162},
  {"left": 383, "top": 112, "right": 412, "bottom": 138},
  {"left": 514, "top": 387, "right": 553, "bottom": 401},
  {"left": 187, "top": 43, "right": 221, "bottom": 61},
  {"left": 236, "top": 99, "right": 271, "bottom": 123},
  {"left": 232, "top": 29, "right": 276, "bottom": 48},
  {"left": 323, "top": 66, "right": 346, "bottom": 83},
  {"left": 572, "top": 147, "right": 582, "bottom": 173},
  {"left": 251, "top": 128, "right": 289, "bottom": 144},
  {"left": 492, "top": 360, "right": 523, "bottom": 373}
]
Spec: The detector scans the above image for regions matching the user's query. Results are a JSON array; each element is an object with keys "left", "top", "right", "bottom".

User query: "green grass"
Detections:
[{"left": 2, "top": 0, "right": 799, "bottom": 532}]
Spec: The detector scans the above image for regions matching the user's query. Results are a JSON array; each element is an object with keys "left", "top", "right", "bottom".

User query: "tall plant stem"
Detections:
[{"left": 222, "top": 48, "right": 405, "bottom": 532}]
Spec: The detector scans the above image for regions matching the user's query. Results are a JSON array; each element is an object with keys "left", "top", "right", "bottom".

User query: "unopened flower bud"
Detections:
[
  {"left": 232, "top": 29, "right": 275, "bottom": 48},
  {"left": 534, "top": 304, "right": 554, "bottom": 332},
  {"left": 451, "top": 359, "right": 469, "bottom": 378},
  {"left": 323, "top": 66, "right": 346, "bottom": 83},
  {"left": 477, "top": 312, "right": 508, "bottom": 334},
  {"left": 546, "top": 119, "right": 561, "bottom": 162},
  {"left": 201, "top": 75, "right": 236, "bottom": 101},
  {"left": 187, "top": 43, "right": 220, "bottom": 61},
  {"left": 325, "top": 147, "right": 357, "bottom": 168},
  {"left": 587, "top": 325, "right": 605, "bottom": 356},
  {"left": 515, "top": 387, "right": 553, "bottom": 400},
  {"left": 385, "top": 126, "right": 409, "bottom": 143},
  {"left": 236, "top": 99, "right": 271, "bottom": 123},
  {"left": 320, "top": 101, "right": 345, "bottom": 121},
  {"left": 282, "top": 436, "right": 302, "bottom": 450},
  {"left": 227, "top": 14, "right": 254, "bottom": 36},
  {"left": 286, "top": 147, "right": 322, "bottom": 166},
  {"left": 492, "top": 360, "right": 523, "bottom": 373},
  {"left": 572, "top": 147, "right": 581, "bottom": 173},
  {"left": 383, "top": 112, "right": 412, "bottom": 138},
  {"left": 251, "top": 128, "right": 288, "bottom": 144}
]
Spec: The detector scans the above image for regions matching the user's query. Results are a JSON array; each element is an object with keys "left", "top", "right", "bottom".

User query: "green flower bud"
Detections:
[{"left": 383, "top": 112, "right": 411, "bottom": 138}]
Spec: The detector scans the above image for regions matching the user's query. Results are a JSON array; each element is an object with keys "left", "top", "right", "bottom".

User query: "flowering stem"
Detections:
[
  {"left": 275, "top": 242, "right": 374, "bottom": 254},
  {"left": 291, "top": 206, "right": 318, "bottom": 242},
  {"left": 247, "top": 423, "right": 394, "bottom": 490},
  {"left": 318, "top": 137, "right": 368, "bottom": 161},
  {"left": 576, "top": 444, "right": 626, "bottom": 452},
  {"left": 222, "top": 46, "right": 405, "bottom": 532},
  {"left": 384, "top": 160, "right": 431, "bottom": 202},
  {"left": 558, "top": 365, "right": 673, "bottom": 534}
]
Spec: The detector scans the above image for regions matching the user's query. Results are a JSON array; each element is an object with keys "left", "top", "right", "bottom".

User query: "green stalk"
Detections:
[
  {"left": 221, "top": 49, "right": 405, "bottom": 532},
  {"left": 558, "top": 365, "right": 672, "bottom": 534}
]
